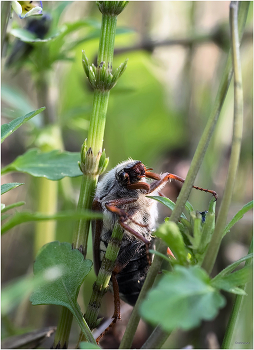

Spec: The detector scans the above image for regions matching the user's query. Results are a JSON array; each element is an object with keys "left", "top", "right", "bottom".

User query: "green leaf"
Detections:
[
  {"left": 10, "top": 28, "right": 59, "bottom": 43},
  {"left": 1, "top": 183, "right": 24, "bottom": 195},
  {"left": 198, "top": 199, "right": 216, "bottom": 255},
  {"left": 1, "top": 108, "right": 45, "bottom": 143},
  {"left": 223, "top": 201, "right": 253, "bottom": 237},
  {"left": 1, "top": 210, "right": 103, "bottom": 235},
  {"left": 147, "top": 196, "right": 187, "bottom": 219},
  {"left": 140, "top": 265, "right": 226, "bottom": 332},
  {"left": 2, "top": 149, "right": 82, "bottom": 180},
  {"left": 30, "top": 242, "right": 92, "bottom": 307},
  {"left": 211, "top": 265, "right": 252, "bottom": 295},
  {"left": 149, "top": 249, "right": 172, "bottom": 264},
  {"left": 1, "top": 201, "right": 25, "bottom": 213},
  {"left": 212, "top": 253, "right": 253, "bottom": 280},
  {"left": 154, "top": 221, "right": 188, "bottom": 265},
  {"left": 30, "top": 242, "right": 96, "bottom": 344},
  {"left": 79, "top": 342, "right": 101, "bottom": 349},
  {"left": 185, "top": 201, "right": 194, "bottom": 213}
]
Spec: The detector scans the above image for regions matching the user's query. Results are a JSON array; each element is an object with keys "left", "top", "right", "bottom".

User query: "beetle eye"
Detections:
[{"left": 117, "top": 171, "right": 129, "bottom": 185}]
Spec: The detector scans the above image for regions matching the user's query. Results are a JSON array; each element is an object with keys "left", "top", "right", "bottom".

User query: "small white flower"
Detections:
[{"left": 12, "top": 1, "right": 43, "bottom": 19}]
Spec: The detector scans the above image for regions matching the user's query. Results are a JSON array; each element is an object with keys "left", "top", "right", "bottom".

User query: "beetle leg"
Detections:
[
  {"left": 105, "top": 199, "right": 148, "bottom": 228},
  {"left": 128, "top": 216, "right": 149, "bottom": 227},
  {"left": 92, "top": 199, "right": 104, "bottom": 276},
  {"left": 148, "top": 172, "right": 218, "bottom": 199},
  {"left": 95, "top": 273, "right": 121, "bottom": 344},
  {"left": 105, "top": 203, "right": 151, "bottom": 265},
  {"left": 105, "top": 201, "right": 152, "bottom": 264},
  {"left": 126, "top": 182, "right": 150, "bottom": 191},
  {"left": 96, "top": 243, "right": 145, "bottom": 343}
]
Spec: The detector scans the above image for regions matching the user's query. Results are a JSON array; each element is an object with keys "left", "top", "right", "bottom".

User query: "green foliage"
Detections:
[
  {"left": 147, "top": 196, "right": 187, "bottom": 219},
  {"left": 140, "top": 265, "right": 226, "bottom": 332},
  {"left": 1, "top": 210, "right": 102, "bottom": 235},
  {"left": 30, "top": 241, "right": 92, "bottom": 309},
  {"left": 212, "top": 265, "right": 252, "bottom": 295},
  {"left": 79, "top": 342, "right": 101, "bottom": 349},
  {"left": 30, "top": 242, "right": 96, "bottom": 343},
  {"left": 211, "top": 253, "right": 253, "bottom": 295},
  {"left": 2, "top": 1, "right": 252, "bottom": 348},
  {"left": 1, "top": 201, "right": 25, "bottom": 213},
  {"left": 2, "top": 149, "right": 82, "bottom": 180},
  {"left": 154, "top": 221, "right": 188, "bottom": 266},
  {"left": 223, "top": 201, "right": 253, "bottom": 237},
  {"left": 10, "top": 28, "right": 59, "bottom": 42},
  {"left": 152, "top": 196, "right": 216, "bottom": 265},
  {"left": 1, "top": 182, "right": 24, "bottom": 195},
  {"left": 1, "top": 108, "right": 45, "bottom": 143}
]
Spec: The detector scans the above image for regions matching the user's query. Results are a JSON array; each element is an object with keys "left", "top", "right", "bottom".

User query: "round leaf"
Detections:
[{"left": 140, "top": 265, "right": 226, "bottom": 332}]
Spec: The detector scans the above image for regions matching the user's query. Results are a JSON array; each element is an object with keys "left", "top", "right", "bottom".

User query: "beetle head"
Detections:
[{"left": 116, "top": 161, "right": 146, "bottom": 186}]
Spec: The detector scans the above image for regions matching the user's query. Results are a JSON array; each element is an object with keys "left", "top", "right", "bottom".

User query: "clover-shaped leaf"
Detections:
[{"left": 140, "top": 265, "right": 226, "bottom": 332}]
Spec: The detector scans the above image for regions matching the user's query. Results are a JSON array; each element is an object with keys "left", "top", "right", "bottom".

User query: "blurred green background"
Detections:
[{"left": 1, "top": 2, "right": 253, "bottom": 349}]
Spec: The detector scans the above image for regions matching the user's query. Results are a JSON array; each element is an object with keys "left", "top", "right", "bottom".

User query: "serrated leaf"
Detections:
[
  {"left": 30, "top": 242, "right": 96, "bottom": 344},
  {"left": 1, "top": 108, "right": 45, "bottom": 143},
  {"left": 1, "top": 201, "right": 25, "bottom": 213},
  {"left": 79, "top": 342, "right": 101, "bottom": 349},
  {"left": 2, "top": 149, "right": 82, "bottom": 180},
  {"left": 1, "top": 210, "right": 102, "bottom": 235},
  {"left": 140, "top": 265, "right": 226, "bottom": 332},
  {"left": 223, "top": 201, "right": 253, "bottom": 237},
  {"left": 211, "top": 265, "right": 252, "bottom": 295},
  {"left": 1, "top": 183, "right": 24, "bottom": 195},
  {"left": 147, "top": 196, "right": 187, "bottom": 219}
]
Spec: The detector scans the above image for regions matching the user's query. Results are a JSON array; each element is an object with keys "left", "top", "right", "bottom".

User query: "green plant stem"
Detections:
[
  {"left": 36, "top": 73, "right": 56, "bottom": 125},
  {"left": 72, "top": 175, "right": 97, "bottom": 253},
  {"left": 1, "top": 1, "right": 11, "bottom": 55},
  {"left": 78, "top": 223, "right": 124, "bottom": 345},
  {"left": 202, "top": 1, "right": 245, "bottom": 275},
  {"left": 53, "top": 307, "right": 73, "bottom": 349},
  {"left": 87, "top": 90, "right": 110, "bottom": 160},
  {"left": 222, "top": 240, "right": 253, "bottom": 349},
  {"left": 72, "top": 302, "right": 97, "bottom": 345},
  {"left": 97, "top": 14, "right": 117, "bottom": 65},
  {"left": 141, "top": 325, "right": 170, "bottom": 349},
  {"left": 54, "top": 4, "right": 123, "bottom": 348},
  {"left": 120, "top": 2, "right": 249, "bottom": 348}
]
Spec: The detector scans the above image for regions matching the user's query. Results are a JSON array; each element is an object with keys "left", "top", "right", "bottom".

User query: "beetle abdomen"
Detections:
[
  {"left": 100, "top": 233, "right": 153, "bottom": 306},
  {"left": 115, "top": 251, "right": 150, "bottom": 306}
]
